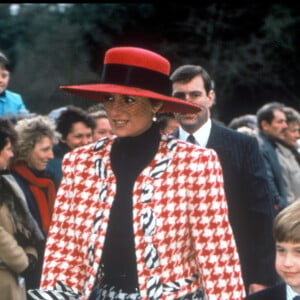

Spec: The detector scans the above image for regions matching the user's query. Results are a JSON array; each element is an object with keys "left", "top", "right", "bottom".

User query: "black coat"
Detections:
[{"left": 174, "top": 121, "right": 277, "bottom": 290}]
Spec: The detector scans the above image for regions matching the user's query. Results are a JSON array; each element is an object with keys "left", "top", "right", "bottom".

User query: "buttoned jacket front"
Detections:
[{"left": 38, "top": 135, "right": 244, "bottom": 300}]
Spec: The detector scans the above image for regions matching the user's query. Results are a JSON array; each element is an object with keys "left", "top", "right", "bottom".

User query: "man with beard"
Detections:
[{"left": 170, "top": 64, "right": 278, "bottom": 295}]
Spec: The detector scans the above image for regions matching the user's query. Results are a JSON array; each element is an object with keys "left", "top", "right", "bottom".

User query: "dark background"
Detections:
[{"left": 1, "top": 3, "right": 299, "bottom": 124}]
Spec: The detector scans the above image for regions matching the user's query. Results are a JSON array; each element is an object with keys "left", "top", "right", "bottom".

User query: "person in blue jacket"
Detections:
[{"left": 0, "top": 51, "right": 29, "bottom": 120}]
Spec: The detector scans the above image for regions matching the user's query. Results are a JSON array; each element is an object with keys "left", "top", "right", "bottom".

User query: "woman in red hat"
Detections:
[{"left": 28, "top": 47, "right": 245, "bottom": 300}]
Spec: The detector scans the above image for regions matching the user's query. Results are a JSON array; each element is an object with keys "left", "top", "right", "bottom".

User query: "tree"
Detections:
[{"left": 1, "top": 3, "right": 299, "bottom": 122}]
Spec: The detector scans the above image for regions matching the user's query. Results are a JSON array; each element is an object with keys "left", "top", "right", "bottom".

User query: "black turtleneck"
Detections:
[{"left": 101, "top": 122, "right": 161, "bottom": 292}]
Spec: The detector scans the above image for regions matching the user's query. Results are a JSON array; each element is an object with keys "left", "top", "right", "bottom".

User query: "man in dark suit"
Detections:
[{"left": 170, "top": 64, "right": 278, "bottom": 295}]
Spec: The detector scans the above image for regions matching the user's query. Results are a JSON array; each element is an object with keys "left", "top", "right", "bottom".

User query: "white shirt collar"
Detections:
[
  {"left": 286, "top": 284, "right": 300, "bottom": 300},
  {"left": 178, "top": 118, "right": 212, "bottom": 147}
]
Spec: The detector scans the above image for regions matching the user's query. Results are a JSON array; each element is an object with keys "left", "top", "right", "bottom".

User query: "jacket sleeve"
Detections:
[
  {"left": 190, "top": 149, "right": 245, "bottom": 299},
  {"left": 0, "top": 226, "right": 29, "bottom": 273}
]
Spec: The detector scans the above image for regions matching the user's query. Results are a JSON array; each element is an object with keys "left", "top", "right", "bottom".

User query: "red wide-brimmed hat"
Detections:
[{"left": 60, "top": 47, "right": 201, "bottom": 114}]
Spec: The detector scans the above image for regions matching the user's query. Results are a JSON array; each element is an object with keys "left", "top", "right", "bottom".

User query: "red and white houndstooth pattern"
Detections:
[{"left": 40, "top": 135, "right": 245, "bottom": 300}]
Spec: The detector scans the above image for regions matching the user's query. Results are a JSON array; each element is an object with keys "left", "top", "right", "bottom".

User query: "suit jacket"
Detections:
[
  {"left": 174, "top": 121, "right": 277, "bottom": 289},
  {"left": 245, "top": 283, "right": 286, "bottom": 300},
  {"left": 257, "top": 132, "right": 287, "bottom": 210},
  {"left": 30, "top": 135, "right": 245, "bottom": 300}
]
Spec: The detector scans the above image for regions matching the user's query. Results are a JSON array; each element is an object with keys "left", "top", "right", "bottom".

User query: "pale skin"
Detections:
[
  {"left": 0, "top": 66, "right": 9, "bottom": 94},
  {"left": 103, "top": 93, "right": 163, "bottom": 137},
  {"left": 93, "top": 117, "right": 114, "bottom": 141},
  {"left": 172, "top": 75, "right": 214, "bottom": 133},
  {"left": 62, "top": 122, "right": 93, "bottom": 150},
  {"left": 0, "top": 140, "right": 14, "bottom": 170},
  {"left": 27, "top": 136, "right": 54, "bottom": 171},
  {"left": 261, "top": 109, "right": 288, "bottom": 140},
  {"left": 162, "top": 118, "right": 180, "bottom": 135},
  {"left": 282, "top": 121, "right": 300, "bottom": 148},
  {"left": 276, "top": 241, "right": 300, "bottom": 294}
]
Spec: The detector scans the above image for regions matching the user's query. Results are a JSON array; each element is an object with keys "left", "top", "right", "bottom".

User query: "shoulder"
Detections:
[
  {"left": 63, "top": 137, "right": 112, "bottom": 164},
  {"left": 211, "top": 121, "right": 258, "bottom": 144},
  {"left": 2, "top": 89, "right": 23, "bottom": 102},
  {"left": 210, "top": 122, "right": 260, "bottom": 157},
  {"left": 166, "top": 136, "right": 221, "bottom": 167}
]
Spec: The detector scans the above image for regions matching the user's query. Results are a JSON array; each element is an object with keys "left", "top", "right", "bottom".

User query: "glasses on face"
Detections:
[{"left": 173, "top": 91, "right": 203, "bottom": 100}]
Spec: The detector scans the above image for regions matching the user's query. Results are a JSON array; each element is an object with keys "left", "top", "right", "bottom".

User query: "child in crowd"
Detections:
[
  {"left": 246, "top": 199, "right": 300, "bottom": 299},
  {"left": 0, "top": 51, "right": 29, "bottom": 120}
]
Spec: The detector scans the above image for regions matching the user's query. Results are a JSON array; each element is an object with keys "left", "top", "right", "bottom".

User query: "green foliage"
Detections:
[{"left": 0, "top": 3, "right": 299, "bottom": 122}]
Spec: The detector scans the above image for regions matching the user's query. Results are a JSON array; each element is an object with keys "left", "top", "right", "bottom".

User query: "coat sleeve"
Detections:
[
  {"left": 189, "top": 149, "right": 245, "bottom": 300},
  {"left": 0, "top": 226, "right": 29, "bottom": 273},
  {"left": 39, "top": 151, "right": 86, "bottom": 296}
]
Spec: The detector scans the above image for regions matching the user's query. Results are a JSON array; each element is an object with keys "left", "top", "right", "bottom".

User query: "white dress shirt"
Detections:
[
  {"left": 287, "top": 284, "right": 300, "bottom": 300},
  {"left": 178, "top": 118, "right": 212, "bottom": 147}
]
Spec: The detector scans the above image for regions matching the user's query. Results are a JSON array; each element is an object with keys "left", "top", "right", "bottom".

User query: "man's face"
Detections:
[
  {"left": 0, "top": 66, "right": 10, "bottom": 94},
  {"left": 172, "top": 75, "right": 214, "bottom": 133},
  {"left": 261, "top": 109, "right": 288, "bottom": 140}
]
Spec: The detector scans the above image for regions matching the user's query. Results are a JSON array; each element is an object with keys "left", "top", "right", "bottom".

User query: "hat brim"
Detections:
[{"left": 60, "top": 83, "right": 201, "bottom": 114}]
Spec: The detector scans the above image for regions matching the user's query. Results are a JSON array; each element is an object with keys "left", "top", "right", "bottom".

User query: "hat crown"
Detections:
[{"left": 104, "top": 47, "right": 170, "bottom": 75}]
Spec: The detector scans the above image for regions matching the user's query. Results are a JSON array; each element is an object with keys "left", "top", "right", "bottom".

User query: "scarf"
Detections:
[{"left": 11, "top": 162, "right": 56, "bottom": 233}]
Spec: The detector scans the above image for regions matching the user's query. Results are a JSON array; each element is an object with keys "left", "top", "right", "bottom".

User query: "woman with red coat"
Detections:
[{"left": 28, "top": 47, "right": 245, "bottom": 300}]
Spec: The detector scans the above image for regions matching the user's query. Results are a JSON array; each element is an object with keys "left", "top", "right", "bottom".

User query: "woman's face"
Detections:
[
  {"left": 62, "top": 121, "right": 93, "bottom": 150},
  {"left": 28, "top": 136, "right": 54, "bottom": 171},
  {"left": 283, "top": 121, "right": 300, "bottom": 148},
  {"left": 103, "top": 93, "right": 163, "bottom": 137},
  {"left": 0, "top": 140, "right": 14, "bottom": 170},
  {"left": 93, "top": 117, "right": 113, "bottom": 141}
]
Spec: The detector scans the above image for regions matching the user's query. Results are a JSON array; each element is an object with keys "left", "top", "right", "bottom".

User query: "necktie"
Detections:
[{"left": 187, "top": 134, "right": 196, "bottom": 144}]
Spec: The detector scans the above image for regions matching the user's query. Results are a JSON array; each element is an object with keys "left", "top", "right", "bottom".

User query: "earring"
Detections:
[{"left": 152, "top": 114, "right": 157, "bottom": 122}]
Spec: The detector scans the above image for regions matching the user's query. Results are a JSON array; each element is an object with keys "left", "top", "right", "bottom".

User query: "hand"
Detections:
[{"left": 248, "top": 283, "right": 267, "bottom": 294}]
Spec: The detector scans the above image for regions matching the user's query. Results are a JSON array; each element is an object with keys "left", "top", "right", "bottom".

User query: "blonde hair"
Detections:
[
  {"left": 13, "top": 115, "right": 58, "bottom": 163},
  {"left": 274, "top": 199, "right": 300, "bottom": 243}
]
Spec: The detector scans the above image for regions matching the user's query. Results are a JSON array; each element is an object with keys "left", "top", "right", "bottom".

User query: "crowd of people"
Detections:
[{"left": 1, "top": 46, "right": 300, "bottom": 300}]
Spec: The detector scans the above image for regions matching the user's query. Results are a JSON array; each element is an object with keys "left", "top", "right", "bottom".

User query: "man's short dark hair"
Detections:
[
  {"left": 256, "top": 102, "right": 286, "bottom": 130},
  {"left": 170, "top": 64, "right": 213, "bottom": 94}
]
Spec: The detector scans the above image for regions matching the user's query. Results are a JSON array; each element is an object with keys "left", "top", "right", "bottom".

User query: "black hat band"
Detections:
[{"left": 101, "top": 63, "right": 172, "bottom": 96}]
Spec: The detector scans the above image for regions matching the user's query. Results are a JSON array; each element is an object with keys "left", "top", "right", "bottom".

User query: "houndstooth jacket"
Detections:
[{"left": 30, "top": 135, "right": 245, "bottom": 300}]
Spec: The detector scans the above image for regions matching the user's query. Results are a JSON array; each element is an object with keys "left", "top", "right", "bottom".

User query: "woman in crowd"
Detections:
[
  {"left": 46, "top": 105, "right": 95, "bottom": 189},
  {"left": 28, "top": 46, "right": 245, "bottom": 300},
  {"left": 10, "top": 115, "right": 58, "bottom": 290},
  {"left": 87, "top": 104, "right": 114, "bottom": 141},
  {"left": 276, "top": 106, "right": 300, "bottom": 203},
  {"left": 0, "top": 117, "right": 41, "bottom": 299}
]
